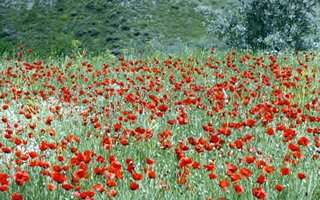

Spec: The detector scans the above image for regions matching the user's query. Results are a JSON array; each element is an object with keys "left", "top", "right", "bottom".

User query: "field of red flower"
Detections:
[{"left": 0, "top": 48, "right": 319, "bottom": 200}]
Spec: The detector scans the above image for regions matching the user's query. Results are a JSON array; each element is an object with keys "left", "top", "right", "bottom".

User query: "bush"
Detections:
[{"left": 196, "top": 0, "right": 320, "bottom": 51}]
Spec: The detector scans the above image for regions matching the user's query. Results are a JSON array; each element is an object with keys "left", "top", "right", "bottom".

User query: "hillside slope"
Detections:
[{"left": 0, "top": 0, "right": 214, "bottom": 55}]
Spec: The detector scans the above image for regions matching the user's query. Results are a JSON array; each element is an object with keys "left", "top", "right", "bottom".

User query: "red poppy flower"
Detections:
[
  {"left": 252, "top": 187, "right": 267, "bottom": 199},
  {"left": 107, "top": 189, "right": 118, "bottom": 197},
  {"left": 246, "top": 118, "right": 256, "bottom": 127},
  {"left": 227, "top": 163, "right": 238, "bottom": 173},
  {"left": 120, "top": 138, "right": 129, "bottom": 146},
  {"left": 28, "top": 151, "right": 38, "bottom": 159},
  {"left": 0, "top": 185, "right": 8, "bottom": 192},
  {"left": 125, "top": 93, "right": 135, "bottom": 103},
  {"left": 297, "top": 137, "right": 310, "bottom": 146},
  {"left": 47, "top": 183, "right": 56, "bottom": 191},
  {"left": 11, "top": 193, "right": 23, "bottom": 200},
  {"left": 204, "top": 162, "right": 216, "bottom": 172},
  {"left": 2, "top": 147, "right": 11, "bottom": 154},
  {"left": 51, "top": 172, "right": 67, "bottom": 184},
  {"left": 146, "top": 158, "right": 155, "bottom": 165},
  {"left": 45, "top": 116, "right": 54, "bottom": 125},
  {"left": 219, "top": 179, "right": 229, "bottom": 191},
  {"left": 209, "top": 173, "right": 218, "bottom": 179},
  {"left": 179, "top": 157, "right": 193, "bottom": 167},
  {"left": 2, "top": 104, "right": 9, "bottom": 110},
  {"left": 192, "top": 161, "right": 201, "bottom": 169},
  {"left": 239, "top": 167, "right": 253, "bottom": 179},
  {"left": 62, "top": 183, "right": 73, "bottom": 190},
  {"left": 245, "top": 156, "right": 256, "bottom": 164},
  {"left": 92, "top": 184, "right": 105, "bottom": 192},
  {"left": 130, "top": 182, "right": 139, "bottom": 190},
  {"left": 263, "top": 165, "right": 276, "bottom": 174},
  {"left": 48, "top": 129, "right": 56, "bottom": 136},
  {"left": 126, "top": 163, "right": 135, "bottom": 173},
  {"left": 1, "top": 116, "right": 8, "bottom": 123},
  {"left": 288, "top": 143, "right": 300, "bottom": 152},
  {"left": 106, "top": 179, "right": 117, "bottom": 187},
  {"left": 297, "top": 172, "right": 307, "bottom": 180},
  {"left": 275, "top": 184, "right": 284, "bottom": 192},
  {"left": 57, "top": 155, "right": 65, "bottom": 162},
  {"left": 280, "top": 167, "right": 291, "bottom": 176},
  {"left": 79, "top": 190, "right": 95, "bottom": 199},
  {"left": 74, "top": 169, "right": 89, "bottom": 179},
  {"left": 234, "top": 184, "right": 244, "bottom": 194},
  {"left": 256, "top": 175, "right": 267, "bottom": 184},
  {"left": 158, "top": 104, "right": 169, "bottom": 112},
  {"left": 148, "top": 171, "right": 156, "bottom": 179},
  {"left": 0, "top": 173, "right": 9, "bottom": 185},
  {"left": 266, "top": 128, "right": 275, "bottom": 136},
  {"left": 14, "top": 171, "right": 30, "bottom": 185},
  {"left": 114, "top": 123, "right": 122, "bottom": 132},
  {"left": 229, "top": 173, "right": 241, "bottom": 183}
]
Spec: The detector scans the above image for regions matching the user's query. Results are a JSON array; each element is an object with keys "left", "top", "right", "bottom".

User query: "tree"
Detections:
[{"left": 196, "top": 0, "right": 320, "bottom": 50}]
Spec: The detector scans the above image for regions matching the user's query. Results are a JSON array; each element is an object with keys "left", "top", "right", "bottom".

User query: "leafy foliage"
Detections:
[
  {"left": 197, "top": 0, "right": 320, "bottom": 50},
  {"left": 0, "top": 0, "right": 209, "bottom": 56}
]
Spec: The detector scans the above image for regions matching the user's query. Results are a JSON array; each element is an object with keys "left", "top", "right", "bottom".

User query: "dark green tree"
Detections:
[{"left": 197, "top": 0, "right": 320, "bottom": 50}]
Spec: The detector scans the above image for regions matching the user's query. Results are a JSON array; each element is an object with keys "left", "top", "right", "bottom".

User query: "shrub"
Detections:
[{"left": 196, "top": 0, "right": 320, "bottom": 51}]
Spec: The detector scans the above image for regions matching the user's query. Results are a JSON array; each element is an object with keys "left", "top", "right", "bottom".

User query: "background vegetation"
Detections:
[
  {"left": 0, "top": 0, "right": 319, "bottom": 56},
  {"left": 0, "top": 0, "right": 214, "bottom": 56},
  {"left": 196, "top": 0, "right": 320, "bottom": 51}
]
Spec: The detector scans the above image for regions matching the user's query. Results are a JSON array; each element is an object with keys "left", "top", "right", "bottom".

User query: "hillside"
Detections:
[{"left": 0, "top": 0, "right": 219, "bottom": 55}]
